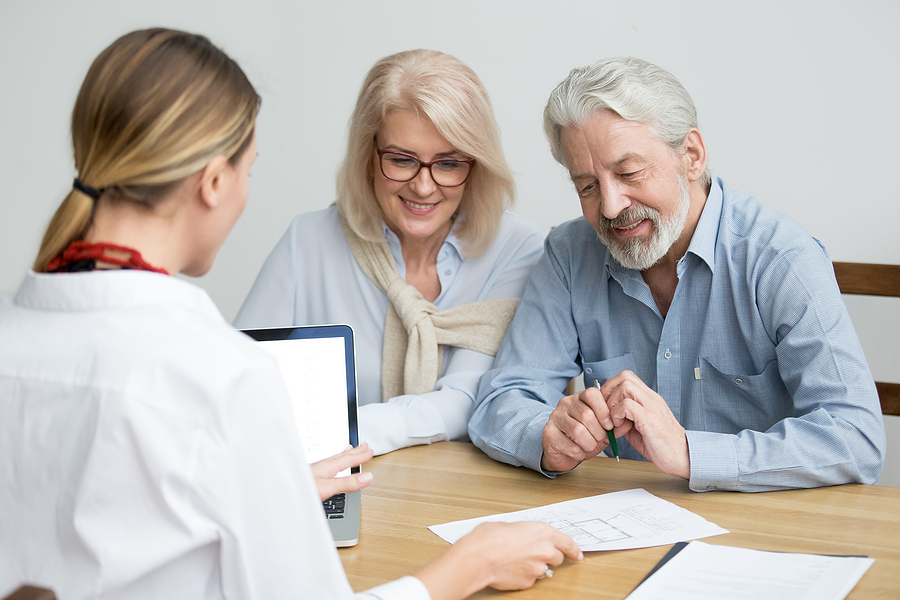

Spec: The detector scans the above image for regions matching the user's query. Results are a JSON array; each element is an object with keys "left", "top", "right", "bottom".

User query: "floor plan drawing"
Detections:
[{"left": 430, "top": 488, "right": 728, "bottom": 552}]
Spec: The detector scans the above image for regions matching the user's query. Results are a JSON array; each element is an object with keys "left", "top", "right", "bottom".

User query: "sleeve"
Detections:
[
  {"left": 358, "top": 349, "right": 494, "bottom": 455},
  {"left": 467, "top": 232, "right": 585, "bottom": 475},
  {"left": 233, "top": 224, "right": 298, "bottom": 329},
  {"left": 194, "top": 353, "right": 431, "bottom": 600},
  {"left": 686, "top": 240, "right": 886, "bottom": 492},
  {"left": 360, "top": 217, "right": 546, "bottom": 456},
  {"left": 356, "top": 577, "right": 431, "bottom": 600}
]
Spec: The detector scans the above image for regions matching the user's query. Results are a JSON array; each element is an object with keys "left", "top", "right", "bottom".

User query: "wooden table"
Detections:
[{"left": 339, "top": 442, "right": 900, "bottom": 598}]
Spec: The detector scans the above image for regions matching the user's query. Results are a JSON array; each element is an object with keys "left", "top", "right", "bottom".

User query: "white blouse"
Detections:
[{"left": 0, "top": 270, "right": 427, "bottom": 600}]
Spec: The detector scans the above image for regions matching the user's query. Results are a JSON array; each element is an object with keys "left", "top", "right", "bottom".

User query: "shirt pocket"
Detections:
[
  {"left": 698, "top": 356, "right": 786, "bottom": 432},
  {"left": 581, "top": 354, "right": 637, "bottom": 388}
]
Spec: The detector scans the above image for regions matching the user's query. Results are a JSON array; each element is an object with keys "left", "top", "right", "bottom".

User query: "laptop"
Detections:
[{"left": 241, "top": 324, "right": 361, "bottom": 547}]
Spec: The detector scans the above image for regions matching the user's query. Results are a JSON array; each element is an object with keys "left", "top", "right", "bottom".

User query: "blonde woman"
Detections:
[
  {"left": 0, "top": 29, "right": 580, "bottom": 600},
  {"left": 235, "top": 50, "right": 544, "bottom": 455}
]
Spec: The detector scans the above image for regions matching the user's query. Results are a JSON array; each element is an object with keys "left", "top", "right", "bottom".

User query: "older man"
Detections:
[{"left": 468, "top": 57, "right": 885, "bottom": 492}]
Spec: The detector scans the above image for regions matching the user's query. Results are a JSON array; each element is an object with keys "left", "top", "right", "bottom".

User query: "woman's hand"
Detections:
[
  {"left": 309, "top": 443, "right": 374, "bottom": 501},
  {"left": 415, "top": 521, "right": 583, "bottom": 600}
]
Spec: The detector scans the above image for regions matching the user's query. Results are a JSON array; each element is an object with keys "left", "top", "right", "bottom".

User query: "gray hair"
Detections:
[{"left": 543, "top": 56, "right": 710, "bottom": 186}]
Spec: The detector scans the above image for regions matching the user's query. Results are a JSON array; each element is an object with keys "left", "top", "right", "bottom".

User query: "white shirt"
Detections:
[
  {"left": 0, "top": 270, "right": 427, "bottom": 600},
  {"left": 234, "top": 206, "right": 544, "bottom": 455}
]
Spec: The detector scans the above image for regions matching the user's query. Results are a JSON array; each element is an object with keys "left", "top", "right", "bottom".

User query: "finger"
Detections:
[
  {"left": 610, "top": 416, "right": 635, "bottom": 437},
  {"left": 600, "top": 369, "right": 639, "bottom": 391},
  {"left": 317, "top": 471, "right": 374, "bottom": 500},
  {"left": 542, "top": 425, "right": 592, "bottom": 472},
  {"left": 553, "top": 399, "right": 607, "bottom": 451},
  {"left": 610, "top": 393, "right": 652, "bottom": 438},
  {"left": 316, "top": 443, "right": 374, "bottom": 476},
  {"left": 581, "top": 383, "right": 614, "bottom": 430},
  {"left": 600, "top": 370, "right": 649, "bottom": 408},
  {"left": 562, "top": 419, "right": 608, "bottom": 456},
  {"left": 605, "top": 377, "right": 653, "bottom": 415},
  {"left": 546, "top": 417, "right": 604, "bottom": 458},
  {"left": 544, "top": 424, "right": 589, "bottom": 458},
  {"left": 550, "top": 530, "right": 584, "bottom": 562}
]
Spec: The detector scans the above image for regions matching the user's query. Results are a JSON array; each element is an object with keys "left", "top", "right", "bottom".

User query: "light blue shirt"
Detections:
[
  {"left": 469, "top": 178, "right": 885, "bottom": 492},
  {"left": 235, "top": 205, "right": 544, "bottom": 455}
]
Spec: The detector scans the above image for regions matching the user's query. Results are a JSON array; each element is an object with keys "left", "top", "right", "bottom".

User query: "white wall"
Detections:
[{"left": 1, "top": 0, "right": 898, "bottom": 483}]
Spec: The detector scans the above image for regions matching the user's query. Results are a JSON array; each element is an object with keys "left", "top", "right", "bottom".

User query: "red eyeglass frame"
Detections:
[{"left": 377, "top": 148, "right": 475, "bottom": 187}]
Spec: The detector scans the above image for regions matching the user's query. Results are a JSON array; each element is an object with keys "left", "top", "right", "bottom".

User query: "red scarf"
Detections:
[{"left": 47, "top": 241, "right": 169, "bottom": 275}]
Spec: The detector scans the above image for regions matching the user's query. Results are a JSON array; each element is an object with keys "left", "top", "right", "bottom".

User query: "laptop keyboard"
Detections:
[{"left": 323, "top": 493, "right": 345, "bottom": 519}]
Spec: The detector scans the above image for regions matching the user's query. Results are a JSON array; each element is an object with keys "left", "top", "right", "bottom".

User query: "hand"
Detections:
[
  {"left": 463, "top": 522, "right": 583, "bottom": 591},
  {"left": 415, "top": 521, "right": 583, "bottom": 600},
  {"left": 602, "top": 370, "right": 690, "bottom": 479},
  {"left": 541, "top": 385, "right": 613, "bottom": 472},
  {"left": 309, "top": 443, "right": 374, "bottom": 501}
]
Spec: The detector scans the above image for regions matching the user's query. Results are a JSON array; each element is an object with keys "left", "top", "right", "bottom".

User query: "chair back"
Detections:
[{"left": 832, "top": 261, "right": 900, "bottom": 416}]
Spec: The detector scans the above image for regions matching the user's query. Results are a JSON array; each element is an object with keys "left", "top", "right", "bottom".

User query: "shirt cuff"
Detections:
[
  {"left": 686, "top": 430, "right": 740, "bottom": 491},
  {"left": 357, "top": 575, "right": 431, "bottom": 600},
  {"left": 358, "top": 399, "right": 448, "bottom": 456},
  {"left": 522, "top": 411, "right": 558, "bottom": 477}
]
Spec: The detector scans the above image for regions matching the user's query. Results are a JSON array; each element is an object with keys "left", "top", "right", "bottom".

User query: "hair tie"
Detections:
[{"left": 73, "top": 178, "right": 101, "bottom": 200}]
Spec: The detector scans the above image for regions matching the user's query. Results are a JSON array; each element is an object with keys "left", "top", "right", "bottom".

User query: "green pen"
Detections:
[{"left": 595, "top": 379, "right": 619, "bottom": 462}]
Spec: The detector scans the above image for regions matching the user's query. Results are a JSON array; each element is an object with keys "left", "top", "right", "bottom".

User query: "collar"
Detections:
[
  {"left": 14, "top": 270, "right": 224, "bottom": 323},
  {"left": 683, "top": 177, "right": 723, "bottom": 275},
  {"left": 381, "top": 221, "right": 465, "bottom": 264}
]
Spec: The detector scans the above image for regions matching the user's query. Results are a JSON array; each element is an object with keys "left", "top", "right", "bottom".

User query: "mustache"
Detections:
[{"left": 601, "top": 205, "right": 660, "bottom": 231}]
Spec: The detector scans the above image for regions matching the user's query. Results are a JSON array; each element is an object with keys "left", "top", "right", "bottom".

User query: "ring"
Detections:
[{"left": 542, "top": 566, "right": 553, "bottom": 579}]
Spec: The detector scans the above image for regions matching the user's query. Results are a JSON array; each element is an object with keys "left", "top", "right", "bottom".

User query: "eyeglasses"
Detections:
[{"left": 377, "top": 149, "right": 475, "bottom": 187}]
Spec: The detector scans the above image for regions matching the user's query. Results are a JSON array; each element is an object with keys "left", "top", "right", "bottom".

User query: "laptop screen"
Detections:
[{"left": 242, "top": 325, "right": 359, "bottom": 475}]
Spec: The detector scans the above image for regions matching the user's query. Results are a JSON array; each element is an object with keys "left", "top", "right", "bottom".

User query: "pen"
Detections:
[{"left": 595, "top": 379, "right": 619, "bottom": 462}]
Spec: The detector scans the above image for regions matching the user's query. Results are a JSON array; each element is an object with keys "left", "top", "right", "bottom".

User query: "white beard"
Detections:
[{"left": 597, "top": 173, "right": 691, "bottom": 271}]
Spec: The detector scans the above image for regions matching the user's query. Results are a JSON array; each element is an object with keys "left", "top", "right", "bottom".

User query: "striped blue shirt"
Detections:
[{"left": 469, "top": 178, "right": 885, "bottom": 492}]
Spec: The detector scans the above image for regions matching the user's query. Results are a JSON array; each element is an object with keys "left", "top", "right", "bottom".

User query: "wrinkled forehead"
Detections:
[{"left": 560, "top": 111, "right": 668, "bottom": 168}]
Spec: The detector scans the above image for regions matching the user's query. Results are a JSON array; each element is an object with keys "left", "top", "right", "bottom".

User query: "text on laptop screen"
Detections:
[{"left": 256, "top": 337, "right": 351, "bottom": 473}]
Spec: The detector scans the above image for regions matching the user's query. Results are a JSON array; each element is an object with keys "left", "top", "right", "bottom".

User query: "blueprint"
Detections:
[{"left": 428, "top": 488, "right": 728, "bottom": 552}]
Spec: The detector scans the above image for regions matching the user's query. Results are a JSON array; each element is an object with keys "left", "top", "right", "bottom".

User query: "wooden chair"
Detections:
[
  {"left": 832, "top": 261, "right": 900, "bottom": 416},
  {"left": 2, "top": 587, "right": 56, "bottom": 600}
]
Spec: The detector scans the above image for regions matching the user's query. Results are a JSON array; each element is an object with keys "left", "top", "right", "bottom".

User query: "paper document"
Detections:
[
  {"left": 429, "top": 488, "right": 727, "bottom": 551},
  {"left": 626, "top": 540, "right": 873, "bottom": 600}
]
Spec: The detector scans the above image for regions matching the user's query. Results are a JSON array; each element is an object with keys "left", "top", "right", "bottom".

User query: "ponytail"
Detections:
[{"left": 34, "top": 188, "right": 95, "bottom": 272}]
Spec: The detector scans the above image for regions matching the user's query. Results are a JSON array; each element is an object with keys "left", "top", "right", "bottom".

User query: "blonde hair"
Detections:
[
  {"left": 34, "top": 28, "right": 260, "bottom": 272},
  {"left": 335, "top": 49, "right": 514, "bottom": 257}
]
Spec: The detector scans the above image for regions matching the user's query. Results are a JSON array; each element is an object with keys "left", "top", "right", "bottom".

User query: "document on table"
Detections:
[
  {"left": 428, "top": 488, "right": 727, "bottom": 551},
  {"left": 625, "top": 540, "right": 874, "bottom": 600}
]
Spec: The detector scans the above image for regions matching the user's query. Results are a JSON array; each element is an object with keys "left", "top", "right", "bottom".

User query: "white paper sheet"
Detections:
[
  {"left": 428, "top": 488, "right": 727, "bottom": 551},
  {"left": 625, "top": 541, "right": 874, "bottom": 600}
]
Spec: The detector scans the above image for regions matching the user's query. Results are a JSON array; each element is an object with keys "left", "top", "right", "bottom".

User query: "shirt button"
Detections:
[
  {"left": 664, "top": 350, "right": 672, "bottom": 360},
  {"left": 734, "top": 378, "right": 743, "bottom": 386},
  {"left": 444, "top": 269, "right": 452, "bottom": 276},
  {"left": 585, "top": 367, "right": 593, "bottom": 374},
  {"left": 707, "top": 485, "right": 717, "bottom": 491}
]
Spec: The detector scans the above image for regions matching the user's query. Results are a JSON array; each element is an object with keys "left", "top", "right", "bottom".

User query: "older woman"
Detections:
[
  {"left": 235, "top": 50, "right": 543, "bottom": 455},
  {"left": 0, "top": 29, "right": 579, "bottom": 600}
]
